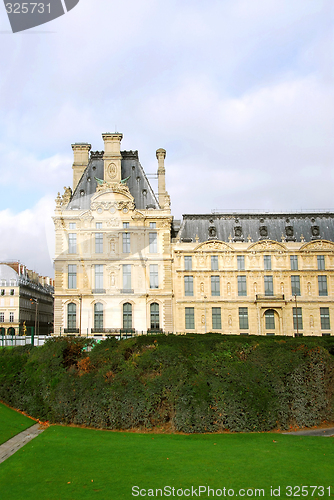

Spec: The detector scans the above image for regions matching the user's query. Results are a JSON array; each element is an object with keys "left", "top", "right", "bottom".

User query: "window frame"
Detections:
[
  {"left": 68, "top": 264, "right": 77, "bottom": 289},
  {"left": 212, "top": 307, "right": 221, "bottom": 329},
  {"left": 320, "top": 307, "right": 330, "bottom": 330},
  {"left": 291, "top": 275, "right": 301, "bottom": 296},
  {"left": 237, "top": 275, "right": 247, "bottom": 296},
  {"left": 184, "top": 276, "right": 194, "bottom": 296},
  {"left": 264, "top": 275, "right": 274, "bottom": 296},
  {"left": 211, "top": 275, "right": 220, "bottom": 296},
  {"left": 318, "top": 275, "right": 328, "bottom": 296},
  {"left": 239, "top": 307, "right": 249, "bottom": 330},
  {"left": 185, "top": 307, "right": 195, "bottom": 329},
  {"left": 149, "top": 264, "right": 159, "bottom": 289}
]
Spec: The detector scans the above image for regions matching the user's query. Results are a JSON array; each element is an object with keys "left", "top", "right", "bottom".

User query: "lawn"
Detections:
[
  {"left": 0, "top": 425, "right": 333, "bottom": 499},
  {"left": 0, "top": 402, "right": 35, "bottom": 445}
]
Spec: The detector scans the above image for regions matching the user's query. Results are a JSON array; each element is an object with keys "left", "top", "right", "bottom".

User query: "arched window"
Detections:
[
  {"left": 67, "top": 303, "right": 77, "bottom": 329},
  {"left": 265, "top": 309, "right": 275, "bottom": 330},
  {"left": 0, "top": 327, "right": 5, "bottom": 336},
  {"left": 94, "top": 302, "right": 103, "bottom": 330},
  {"left": 8, "top": 327, "right": 15, "bottom": 336},
  {"left": 123, "top": 303, "right": 132, "bottom": 329},
  {"left": 150, "top": 303, "right": 159, "bottom": 330}
]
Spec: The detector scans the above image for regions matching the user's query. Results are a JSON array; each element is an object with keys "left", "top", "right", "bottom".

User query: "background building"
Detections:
[
  {"left": 0, "top": 262, "right": 54, "bottom": 335},
  {"left": 54, "top": 133, "right": 334, "bottom": 337}
]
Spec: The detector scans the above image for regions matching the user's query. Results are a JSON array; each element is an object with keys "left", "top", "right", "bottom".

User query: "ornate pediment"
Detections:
[
  {"left": 194, "top": 240, "right": 233, "bottom": 252},
  {"left": 247, "top": 240, "right": 287, "bottom": 252},
  {"left": 90, "top": 186, "right": 135, "bottom": 214},
  {"left": 300, "top": 240, "right": 334, "bottom": 252}
]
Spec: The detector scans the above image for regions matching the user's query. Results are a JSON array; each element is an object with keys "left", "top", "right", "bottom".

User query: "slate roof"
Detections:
[
  {"left": 177, "top": 213, "right": 334, "bottom": 243},
  {"left": 67, "top": 150, "right": 159, "bottom": 211}
]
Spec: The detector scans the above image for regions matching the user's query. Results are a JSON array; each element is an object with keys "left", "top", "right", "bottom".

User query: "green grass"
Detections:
[
  {"left": 0, "top": 426, "right": 333, "bottom": 499},
  {"left": 0, "top": 402, "right": 35, "bottom": 445}
]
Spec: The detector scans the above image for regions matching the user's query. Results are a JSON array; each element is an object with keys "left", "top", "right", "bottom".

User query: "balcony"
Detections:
[
  {"left": 120, "top": 289, "right": 134, "bottom": 294},
  {"left": 64, "top": 328, "right": 79, "bottom": 334},
  {"left": 92, "top": 289, "right": 106, "bottom": 294}
]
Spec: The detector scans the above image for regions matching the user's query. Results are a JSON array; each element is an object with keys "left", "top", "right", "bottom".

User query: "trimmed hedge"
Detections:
[{"left": 0, "top": 334, "right": 333, "bottom": 432}]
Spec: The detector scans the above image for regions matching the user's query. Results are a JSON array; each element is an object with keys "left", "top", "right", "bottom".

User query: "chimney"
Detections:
[
  {"left": 71, "top": 143, "right": 91, "bottom": 191},
  {"left": 102, "top": 133, "right": 123, "bottom": 183},
  {"left": 156, "top": 148, "right": 170, "bottom": 210}
]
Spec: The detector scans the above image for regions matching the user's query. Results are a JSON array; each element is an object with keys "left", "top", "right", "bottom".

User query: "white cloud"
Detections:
[{"left": 0, "top": 196, "right": 55, "bottom": 277}]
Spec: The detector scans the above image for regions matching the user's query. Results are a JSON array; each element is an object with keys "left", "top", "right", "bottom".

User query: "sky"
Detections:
[{"left": 0, "top": 0, "right": 333, "bottom": 277}]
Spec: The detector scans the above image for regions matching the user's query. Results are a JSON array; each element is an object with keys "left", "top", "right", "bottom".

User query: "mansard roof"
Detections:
[
  {"left": 177, "top": 212, "right": 334, "bottom": 244},
  {"left": 67, "top": 150, "right": 159, "bottom": 211}
]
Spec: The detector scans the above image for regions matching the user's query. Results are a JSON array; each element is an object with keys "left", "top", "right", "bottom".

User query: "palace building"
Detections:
[{"left": 53, "top": 132, "right": 334, "bottom": 337}]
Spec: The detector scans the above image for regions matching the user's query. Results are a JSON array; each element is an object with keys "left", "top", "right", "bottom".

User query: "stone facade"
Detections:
[{"left": 54, "top": 132, "right": 334, "bottom": 337}]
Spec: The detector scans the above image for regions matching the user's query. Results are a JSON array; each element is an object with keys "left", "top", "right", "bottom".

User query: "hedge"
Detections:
[{"left": 0, "top": 334, "right": 333, "bottom": 432}]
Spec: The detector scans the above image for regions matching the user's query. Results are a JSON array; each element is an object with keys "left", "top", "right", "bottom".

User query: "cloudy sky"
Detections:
[{"left": 0, "top": 0, "right": 333, "bottom": 277}]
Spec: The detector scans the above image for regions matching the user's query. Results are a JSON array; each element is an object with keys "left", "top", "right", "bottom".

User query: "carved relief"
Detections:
[
  {"left": 107, "top": 163, "right": 117, "bottom": 179},
  {"left": 228, "top": 315, "right": 232, "bottom": 327},
  {"left": 310, "top": 315, "right": 314, "bottom": 327},
  {"left": 195, "top": 241, "right": 233, "bottom": 252},
  {"left": 301, "top": 240, "right": 334, "bottom": 251},
  {"left": 249, "top": 240, "right": 286, "bottom": 252},
  {"left": 91, "top": 200, "right": 135, "bottom": 212}
]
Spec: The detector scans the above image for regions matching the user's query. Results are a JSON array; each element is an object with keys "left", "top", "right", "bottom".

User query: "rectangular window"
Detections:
[
  {"left": 185, "top": 307, "right": 195, "bottom": 329},
  {"left": 69, "top": 223, "right": 76, "bottom": 230},
  {"left": 96, "top": 222, "right": 102, "bottom": 229},
  {"left": 239, "top": 307, "right": 249, "bottom": 329},
  {"left": 0, "top": 312, "right": 4, "bottom": 322},
  {"left": 149, "top": 222, "right": 156, "bottom": 228},
  {"left": 293, "top": 307, "right": 303, "bottom": 330},
  {"left": 95, "top": 264, "right": 103, "bottom": 290},
  {"left": 123, "top": 222, "right": 129, "bottom": 229},
  {"left": 211, "top": 276, "right": 220, "bottom": 296},
  {"left": 122, "top": 264, "right": 131, "bottom": 290},
  {"left": 184, "top": 276, "right": 194, "bottom": 296},
  {"left": 237, "top": 276, "right": 247, "bottom": 296},
  {"left": 211, "top": 255, "right": 218, "bottom": 271},
  {"left": 318, "top": 276, "right": 328, "bottom": 296},
  {"left": 68, "top": 233, "right": 77, "bottom": 254},
  {"left": 291, "top": 276, "right": 301, "bottom": 296},
  {"left": 10, "top": 289, "right": 14, "bottom": 296},
  {"left": 317, "top": 255, "right": 325, "bottom": 270},
  {"left": 9, "top": 312, "right": 14, "bottom": 323},
  {"left": 184, "top": 256, "right": 192, "bottom": 271},
  {"left": 290, "top": 255, "right": 298, "bottom": 270},
  {"left": 150, "top": 265, "right": 159, "bottom": 289},
  {"left": 95, "top": 233, "right": 103, "bottom": 253},
  {"left": 237, "top": 255, "right": 245, "bottom": 271},
  {"left": 264, "top": 255, "right": 271, "bottom": 270},
  {"left": 264, "top": 276, "right": 274, "bottom": 296},
  {"left": 212, "top": 307, "right": 221, "bottom": 329},
  {"left": 68, "top": 264, "right": 77, "bottom": 289},
  {"left": 320, "top": 307, "right": 330, "bottom": 330},
  {"left": 122, "top": 233, "right": 130, "bottom": 253},
  {"left": 149, "top": 232, "right": 157, "bottom": 253},
  {"left": 1, "top": 289, "right": 4, "bottom": 296}
]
